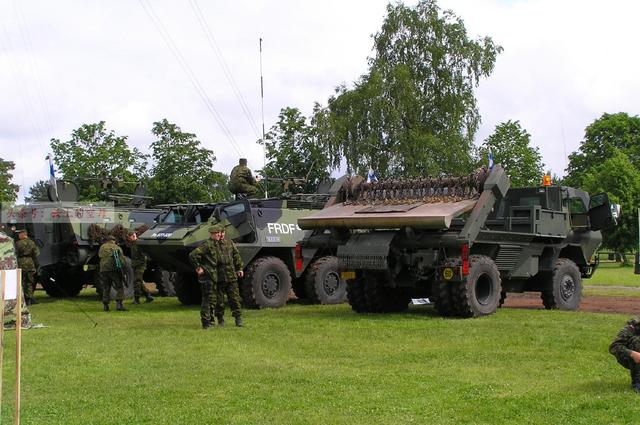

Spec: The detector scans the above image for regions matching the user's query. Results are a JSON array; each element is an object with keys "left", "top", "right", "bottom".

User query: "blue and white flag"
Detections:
[
  {"left": 367, "top": 167, "right": 378, "bottom": 183},
  {"left": 488, "top": 151, "right": 494, "bottom": 170},
  {"left": 46, "top": 154, "right": 59, "bottom": 200}
]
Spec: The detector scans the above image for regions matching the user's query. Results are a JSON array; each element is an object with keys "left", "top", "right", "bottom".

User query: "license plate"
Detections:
[{"left": 340, "top": 271, "right": 356, "bottom": 280}]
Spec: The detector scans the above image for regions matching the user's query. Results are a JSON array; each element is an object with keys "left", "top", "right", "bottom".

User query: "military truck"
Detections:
[
  {"left": 2, "top": 181, "right": 170, "bottom": 298},
  {"left": 137, "top": 181, "right": 348, "bottom": 308},
  {"left": 297, "top": 165, "right": 618, "bottom": 317}
]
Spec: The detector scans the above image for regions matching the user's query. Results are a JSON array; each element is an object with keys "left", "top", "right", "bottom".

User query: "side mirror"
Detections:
[{"left": 588, "top": 193, "right": 619, "bottom": 231}]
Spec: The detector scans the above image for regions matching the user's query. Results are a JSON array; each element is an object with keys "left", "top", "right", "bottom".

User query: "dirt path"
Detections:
[{"left": 503, "top": 292, "right": 640, "bottom": 315}]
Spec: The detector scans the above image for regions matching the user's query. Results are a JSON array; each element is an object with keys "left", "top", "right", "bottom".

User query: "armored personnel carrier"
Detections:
[
  {"left": 2, "top": 181, "right": 168, "bottom": 298},
  {"left": 298, "top": 165, "right": 618, "bottom": 317},
  {"left": 137, "top": 180, "right": 348, "bottom": 308}
]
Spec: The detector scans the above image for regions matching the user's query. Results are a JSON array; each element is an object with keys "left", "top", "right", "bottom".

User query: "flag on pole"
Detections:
[
  {"left": 46, "top": 154, "right": 59, "bottom": 201},
  {"left": 488, "top": 151, "right": 494, "bottom": 170},
  {"left": 367, "top": 167, "right": 378, "bottom": 183}
]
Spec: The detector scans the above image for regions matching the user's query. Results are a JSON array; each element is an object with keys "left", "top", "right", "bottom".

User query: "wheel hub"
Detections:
[
  {"left": 262, "top": 273, "right": 281, "bottom": 299},
  {"left": 323, "top": 271, "right": 340, "bottom": 296},
  {"left": 475, "top": 273, "right": 493, "bottom": 306},
  {"left": 560, "top": 275, "right": 575, "bottom": 301}
]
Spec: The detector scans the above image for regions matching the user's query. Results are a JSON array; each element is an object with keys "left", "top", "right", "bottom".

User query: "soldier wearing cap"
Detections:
[
  {"left": 15, "top": 229, "right": 39, "bottom": 305},
  {"left": 189, "top": 223, "right": 244, "bottom": 329},
  {"left": 98, "top": 235, "right": 127, "bottom": 311},
  {"left": 229, "top": 158, "right": 259, "bottom": 198},
  {"left": 126, "top": 231, "right": 153, "bottom": 305}
]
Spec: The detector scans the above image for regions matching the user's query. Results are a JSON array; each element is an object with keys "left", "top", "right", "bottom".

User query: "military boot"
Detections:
[
  {"left": 116, "top": 301, "right": 128, "bottom": 311},
  {"left": 132, "top": 297, "right": 140, "bottom": 305},
  {"left": 216, "top": 316, "right": 225, "bottom": 327},
  {"left": 103, "top": 302, "right": 110, "bottom": 312},
  {"left": 145, "top": 294, "right": 154, "bottom": 303},
  {"left": 235, "top": 316, "right": 244, "bottom": 327},
  {"left": 202, "top": 320, "right": 212, "bottom": 330}
]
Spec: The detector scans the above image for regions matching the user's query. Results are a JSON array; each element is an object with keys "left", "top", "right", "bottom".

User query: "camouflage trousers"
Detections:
[
  {"left": 215, "top": 280, "right": 242, "bottom": 319},
  {"left": 21, "top": 269, "right": 36, "bottom": 301},
  {"left": 234, "top": 183, "right": 258, "bottom": 197},
  {"left": 199, "top": 276, "right": 217, "bottom": 325},
  {"left": 133, "top": 266, "right": 150, "bottom": 298},
  {"left": 614, "top": 336, "right": 640, "bottom": 384},
  {"left": 101, "top": 271, "right": 124, "bottom": 303}
]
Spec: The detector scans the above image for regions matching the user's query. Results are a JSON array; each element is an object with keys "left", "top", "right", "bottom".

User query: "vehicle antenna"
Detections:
[{"left": 260, "top": 37, "right": 267, "bottom": 198}]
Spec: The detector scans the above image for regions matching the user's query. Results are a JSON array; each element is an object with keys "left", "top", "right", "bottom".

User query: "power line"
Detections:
[
  {"left": 138, "top": 0, "right": 243, "bottom": 157},
  {"left": 188, "top": 0, "right": 261, "bottom": 139}
]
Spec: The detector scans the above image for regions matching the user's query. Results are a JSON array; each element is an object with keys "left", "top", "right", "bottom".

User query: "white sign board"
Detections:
[{"left": 1, "top": 269, "right": 19, "bottom": 301}]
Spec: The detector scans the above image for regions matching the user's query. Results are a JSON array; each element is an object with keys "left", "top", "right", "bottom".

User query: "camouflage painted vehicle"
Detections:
[
  {"left": 298, "top": 165, "right": 619, "bottom": 317},
  {"left": 137, "top": 180, "right": 348, "bottom": 308},
  {"left": 1, "top": 181, "right": 169, "bottom": 298}
]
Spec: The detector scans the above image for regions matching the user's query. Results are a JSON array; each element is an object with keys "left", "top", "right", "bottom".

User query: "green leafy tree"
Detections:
[
  {"left": 476, "top": 120, "right": 544, "bottom": 187},
  {"left": 579, "top": 150, "right": 640, "bottom": 256},
  {"left": 148, "top": 119, "right": 229, "bottom": 204},
  {"left": 50, "top": 121, "right": 147, "bottom": 200},
  {"left": 0, "top": 159, "right": 19, "bottom": 203},
  {"left": 262, "top": 107, "right": 331, "bottom": 195},
  {"left": 317, "top": 0, "right": 502, "bottom": 178},
  {"left": 565, "top": 112, "right": 640, "bottom": 187},
  {"left": 25, "top": 180, "right": 50, "bottom": 203}
]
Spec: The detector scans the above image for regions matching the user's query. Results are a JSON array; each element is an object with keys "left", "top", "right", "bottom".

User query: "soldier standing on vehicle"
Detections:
[
  {"left": 15, "top": 229, "right": 39, "bottom": 305},
  {"left": 126, "top": 231, "right": 153, "bottom": 304},
  {"left": 609, "top": 317, "right": 640, "bottom": 393},
  {"left": 99, "top": 236, "right": 127, "bottom": 311},
  {"left": 189, "top": 224, "right": 244, "bottom": 329},
  {"left": 229, "top": 158, "right": 259, "bottom": 198}
]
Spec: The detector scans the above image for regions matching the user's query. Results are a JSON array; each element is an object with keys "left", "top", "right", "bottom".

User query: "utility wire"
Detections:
[
  {"left": 138, "top": 0, "right": 243, "bottom": 156},
  {"left": 188, "top": 0, "right": 261, "bottom": 139}
]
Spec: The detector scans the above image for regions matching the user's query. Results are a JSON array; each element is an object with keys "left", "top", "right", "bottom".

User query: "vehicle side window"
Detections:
[{"left": 568, "top": 198, "right": 587, "bottom": 213}]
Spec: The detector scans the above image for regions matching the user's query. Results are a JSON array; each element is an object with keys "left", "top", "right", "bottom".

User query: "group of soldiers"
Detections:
[{"left": 98, "top": 157, "right": 256, "bottom": 326}]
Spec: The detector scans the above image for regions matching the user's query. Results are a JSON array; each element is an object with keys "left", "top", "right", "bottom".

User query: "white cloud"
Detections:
[{"left": 1, "top": 0, "right": 638, "bottom": 201}]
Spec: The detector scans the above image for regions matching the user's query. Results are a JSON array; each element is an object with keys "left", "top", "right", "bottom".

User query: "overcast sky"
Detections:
[{"left": 1, "top": 0, "right": 639, "bottom": 202}]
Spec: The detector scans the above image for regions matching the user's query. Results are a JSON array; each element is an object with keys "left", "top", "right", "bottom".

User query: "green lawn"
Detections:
[
  {"left": 4, "top": 289, "right": 640, "bottom": 424},
  {"left": 587, "top": 261, "right": 640, "bottom": 287}
]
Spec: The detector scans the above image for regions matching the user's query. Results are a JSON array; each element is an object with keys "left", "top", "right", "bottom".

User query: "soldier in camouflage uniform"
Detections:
[
  {"left": 15, "top": 229, "right": 39, "bottom": 305},
  {"left": 609, "top": 318, "right": 640, "bottom": 393},
  {"left": 98, "top": 236, "right": 127, "bottom": 311},
  {"left": 0, "top": 231, "right": 31, "bottom": 328},
  {"left": 126, "top": 232, "right": 153, "bottom": 304},
  {"left": 189, "top": 224, "right": 244, "bottom": 329},
  {"left": 229, "top": 158, "right": 259, "bottom": 198}
]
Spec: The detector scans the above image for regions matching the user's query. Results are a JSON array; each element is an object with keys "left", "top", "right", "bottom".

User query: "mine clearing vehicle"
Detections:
[
  {"left": 298, "top": 165, "right": 619, "bottom": 318},
  {"left": 137, "top": 179, "right": 348, "bottom": 308},
  {"left": 2, "top": 181, "right": 172, "bottom": 299}
]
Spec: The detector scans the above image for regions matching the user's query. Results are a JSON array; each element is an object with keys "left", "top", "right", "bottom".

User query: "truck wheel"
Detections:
[
  {"left": 242, "top": 256, "right": 291, "bottom": 308},
  {"left": 498, "top": 291, "right": 507, "bottom": 308},
  {"left": 363, "top": 271, "right": 409, "bottom": 313},
  {"left": 541, "top": 258, "right": 582, "bottom": 310},
  {"left": 346, "top": 277, "right": 368, "bottom": 313},
  {"left": 41, "top": 265, "right": 84, "bottom": 298},
  {"left": 455, "top": 255, "right": 502, "bottom": 317},
  {"left": 304, "top": 256, "right": 347, "bottom": 305},
  {"left": 174, "top": 272, "right": 201, "bottom": 305},
  {"left": 434, "top": 280, "right": 456, "bottom": 316}
]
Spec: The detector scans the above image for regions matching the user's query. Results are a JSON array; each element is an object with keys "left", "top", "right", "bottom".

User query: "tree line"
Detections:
[{"left": 0, "top": 0, "right": 638, "bottom": 254}]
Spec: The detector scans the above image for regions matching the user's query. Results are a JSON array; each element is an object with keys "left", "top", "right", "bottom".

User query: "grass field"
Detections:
[
  {"left": 3, "top": 287, "right": 640, "bottom": 424},
  {"left": 587, "top": 261, "right": 640, "bottom": 287}
]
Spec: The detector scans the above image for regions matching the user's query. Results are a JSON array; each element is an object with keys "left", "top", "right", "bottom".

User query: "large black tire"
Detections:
[
  {"left": 454, "top": 255, "right": 502, "bottom": 318},
  {"left": 40, "top": 265, "right": 84, "bottom": 298},
  {"left": 304, "top": 256, "right": 347, "bottom": 305},
  {"left": 541, "top": 258, "right": 582, "bottom": 310},
  {"left": 362, "top": 271, "right": 410, "bottom": 313},
  {"left": 498, "top": 291, "right": 507, "bottom": 308},
  {"left": 433, "top": 279, "right": 456, "bottom": 316},
  {"left": 346, "top": 277, "right": 368, "bottom": 313},
  {"left": 174, "top": 272, "right": 201, "bottom": 305},
  {"left": 241, "top": 256, "right": 291, "bottom": 308}
]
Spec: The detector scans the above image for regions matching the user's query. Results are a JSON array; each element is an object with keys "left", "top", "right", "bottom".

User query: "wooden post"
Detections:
[{"left": 14, "top": 270, "right": 21, "bottom": 425}]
